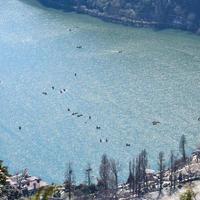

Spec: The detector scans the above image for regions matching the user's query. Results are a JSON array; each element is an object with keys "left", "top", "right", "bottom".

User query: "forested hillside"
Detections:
[{"left": 39, "top": 0, "right": 200, "bottom": 33}]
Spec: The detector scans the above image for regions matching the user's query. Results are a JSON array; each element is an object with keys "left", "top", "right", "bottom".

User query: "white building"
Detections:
[{"left": 6, "top": 169, "right": 48, "bottom": 196}]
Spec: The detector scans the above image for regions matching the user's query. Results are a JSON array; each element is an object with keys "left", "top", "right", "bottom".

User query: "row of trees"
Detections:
[
  {"left": 127, "top": 149, "right": 148, "bottom": 196},
  {"left": 64, "top": 156, "right": 121, "bottom": 199},
  {"left": 62, "top": 134, "right": 194, "bottom": 199},
  {"left": 0, "top": 134, "right": 193, "bottom": 199}
]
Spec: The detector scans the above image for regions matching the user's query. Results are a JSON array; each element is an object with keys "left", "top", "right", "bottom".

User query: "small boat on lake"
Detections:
[{"left": 76, "top": 45, "right": 82, "bottom": 49}]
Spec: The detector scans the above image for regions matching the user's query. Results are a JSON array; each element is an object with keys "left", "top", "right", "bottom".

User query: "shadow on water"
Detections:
[
  {"left": 17, "top": 0, "right": 72, "bottom": 13},
  {"left": 17, "top": 0, "right": 44, "bottom": 9}
]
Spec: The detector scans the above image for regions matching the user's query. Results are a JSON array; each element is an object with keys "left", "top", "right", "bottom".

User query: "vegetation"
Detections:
[
  {"left": 32, "top": 186, "right": 55, "bottom": 200},
  {"left": 46, "top": 134, "right": 198, "bottom": 199},
  {"left": 0, "top": 160, "right": 9, "bottom": 186},
  {"left": 39, "top": 0, "right": 200, "bottom": 33},
  {"left": 180, "top": 134, "right": 187, "bottom": 164},
  {"left": 180, "top": 188, "right": 197, "bottom": 200},
  {"left": 60, "top": 134, "right": 198, "bottom": 199},
  {"left": 64, "top": 162, "right": 75, "bottom": 200},
  {"left": 0, "top": 134, "right": 199, "bottom": 199},
  {"left": 158, "top": 151, "right": 165, "bottom": 195}
]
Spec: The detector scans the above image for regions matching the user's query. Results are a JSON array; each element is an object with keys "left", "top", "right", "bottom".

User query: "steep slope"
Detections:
[{"left": 38, "top": 0, "right": 200, "bottom": 33}]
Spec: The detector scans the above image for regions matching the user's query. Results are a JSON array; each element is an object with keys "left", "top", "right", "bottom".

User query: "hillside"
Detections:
[{"left": 38, "top": 0, "right": 200, "bottom": 33}]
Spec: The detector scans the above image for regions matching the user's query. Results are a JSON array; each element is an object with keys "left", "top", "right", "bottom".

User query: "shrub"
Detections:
[{"left": 180, "top": 188, "right": 196, "bottom": 200}]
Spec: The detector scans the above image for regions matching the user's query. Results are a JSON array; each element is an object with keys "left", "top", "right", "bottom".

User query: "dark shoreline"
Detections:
[{"left": 37, "top": 0, "right": 200, "bottom": 35}]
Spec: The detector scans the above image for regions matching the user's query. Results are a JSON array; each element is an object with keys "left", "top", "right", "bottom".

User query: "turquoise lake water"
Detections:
[{"left": 0, "top": 0, "right": 200, "bottom": 183}]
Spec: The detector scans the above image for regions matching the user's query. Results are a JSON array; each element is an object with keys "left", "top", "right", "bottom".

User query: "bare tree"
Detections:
[
  {"left": 169, "top": 151, "right": 175, "bottom": 193},
  {"left": 64, "top": 162, "right": 75, "bottom": 200},
  {"left": 179, "top": 134, "right": 187, "bottom": 164},
  {"left": 110, "top": 159, "right": 121, "bottom": 199},
  {"left": 133, "top": 150, "right": 148, "bottom": 196},
  {"left": 158, "top": 151, "right": 165, "bottom": 195},
  {"left": 110, "top": 159, "right": 120, "bottom": 190},
  {"left": 140, "top": 149, "right": 148, "bottom": 192},
  {"left": 99, "top": 154, "right": 111, "bottom": 191},
  {"left": 127, "top": 161, "right": 133, "bottom": 193},
  {"left": 195, "top": 144, "right": 200, "bottom": 163},
  {"left": 131, "top": 159, "right": 136, "bottom": 195},
  {"left": 135, "top": 159, "right": 139, "bottom": 195},
  {"left": 85, "top": 163, "right": 92, "bottom": 187}
]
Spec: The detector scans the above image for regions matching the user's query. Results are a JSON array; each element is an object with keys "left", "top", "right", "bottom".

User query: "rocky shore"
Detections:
[
  {"left": 38, "top": 0, "right": 200, "bottom": 34},
  {"left": 73, "top": 5, "right": 159, "bottom": 29}
]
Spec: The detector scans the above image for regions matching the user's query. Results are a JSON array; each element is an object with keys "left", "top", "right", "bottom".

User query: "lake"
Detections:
[{"left": 0, "top": 0, "right": 200, "bottom": 183}]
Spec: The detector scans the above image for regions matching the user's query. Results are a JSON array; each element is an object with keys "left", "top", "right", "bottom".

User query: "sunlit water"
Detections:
[{"left": 0, "top": 0, "right": 200, "bottom": 183}]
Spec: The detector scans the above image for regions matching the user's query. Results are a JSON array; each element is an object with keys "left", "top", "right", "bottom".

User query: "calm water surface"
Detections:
[{"left": 0, "top": 0, "right": 200, "bottom": 183}]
